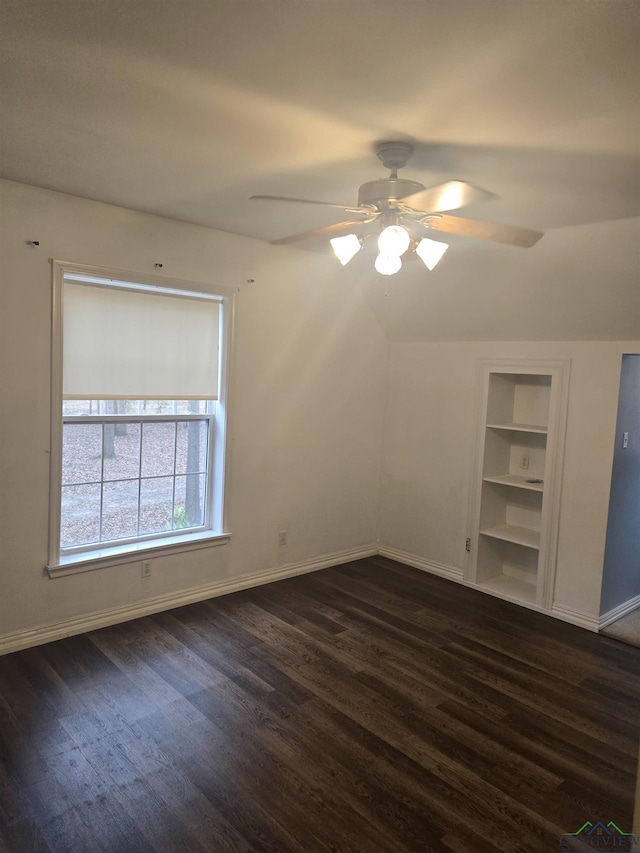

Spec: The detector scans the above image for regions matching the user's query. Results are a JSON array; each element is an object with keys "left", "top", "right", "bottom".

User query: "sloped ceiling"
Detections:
[{"left": 1, "top": 0, "right": 638, "bottom": 340}]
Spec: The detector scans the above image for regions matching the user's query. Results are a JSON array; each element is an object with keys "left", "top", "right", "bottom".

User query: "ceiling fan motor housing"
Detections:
[{"left": 358, "top": 178, "right": 426, "bottom": 209}]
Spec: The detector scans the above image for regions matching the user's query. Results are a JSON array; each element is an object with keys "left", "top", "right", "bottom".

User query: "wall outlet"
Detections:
[
  {"left": 278, "top": 530, "right": 287, "bottom": 546},
  {"left": 141, "top": 560, "right": 152, "bottom": 578},
  {"left": 520, "top": 453, "right": 530, "bottom": 470}
]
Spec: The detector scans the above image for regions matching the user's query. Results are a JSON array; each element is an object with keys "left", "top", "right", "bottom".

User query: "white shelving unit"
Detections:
[{"left": 468, "top": 361, "right": 570, "bottom": 610}]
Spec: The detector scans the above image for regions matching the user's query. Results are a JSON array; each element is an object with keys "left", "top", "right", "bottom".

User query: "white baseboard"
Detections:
[
  {"left": 599, "top": 593, "right": 640, "bottom": 630},
  {"left": 0, "top": 544, "right": 377, "bottom": 656},
  {"left": 379, "top": 545, "right": 600, "bottom": 632},
  {"left": 550, "top": 603, "right": 600, "bottom": 632},
  {"left": 377, "top": 545, "right": 464, "bottom": 581},
  {"left": 1, "top": 542, "right": 608, "bottom": 654}
]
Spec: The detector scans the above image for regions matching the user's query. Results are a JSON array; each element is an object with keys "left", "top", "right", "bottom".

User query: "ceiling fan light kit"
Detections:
[
  {"left": 251, "top": 141, "right": 543, "bottom": 276},
  {"left": 329, "top": 234, "right": 364, "bottom": 266},
  {"left": 375, "top": 253, "right": 403, "bottom": 276},
  {"left": 378, "top": 224, "right": 411, "bottom": 257},
  {"left": 415, "top": 237, "right": 449, "bottom": 271}
]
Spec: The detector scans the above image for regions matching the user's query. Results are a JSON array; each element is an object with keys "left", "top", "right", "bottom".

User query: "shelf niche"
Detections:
[
  {"left": 468, "top": 361, "right": 569, "bottom": 611},
  {"left": 486, "top": 372, "right": 551, "bottom": 431}
]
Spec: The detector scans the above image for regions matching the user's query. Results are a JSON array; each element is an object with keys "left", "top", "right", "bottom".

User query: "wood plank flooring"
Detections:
[{"left": 0, "top": 556, "right": 638, "bottom": 852}]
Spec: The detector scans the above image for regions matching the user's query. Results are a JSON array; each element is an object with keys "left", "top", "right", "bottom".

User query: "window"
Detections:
[
  {"left": 48, "top": 263, "right": 233, "bottom": 573},
  {"left": 61, "top": 400, "right": 211, "bottom": 549}
]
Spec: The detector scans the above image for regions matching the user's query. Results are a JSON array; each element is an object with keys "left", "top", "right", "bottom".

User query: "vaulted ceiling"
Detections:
[{"left": 1, "top": 0, "right": 638, "bottom": 340}]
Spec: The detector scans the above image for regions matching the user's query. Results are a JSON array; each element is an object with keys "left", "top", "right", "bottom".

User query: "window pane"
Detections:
[
  {"left": 62, "top": 424, "right": 103, "bottom": 485},
  {"left": 61, "top": 484, "right": 101, "bottom": 547},
  {"left": 138, "top": 400, "right": 209, "bottom": 415},
  {"left": 174, "top": 474, "right": 206, "bottom": 528},
  {"left": 139, "top": 477, "right": 174, "bottom": 535},
  {"left": 139, "top": 400, "right": 175, "bottom": 415},
  {"left": 101, "top": 480, "right": 139, "bottom": 542},
  {"left": 102, "top": 422, "right": 141, "bottom": 482},
  {"left": 175, "top": 420, "right": 208, "bottom": 475},
  {"left": 141, "top": 422, "right": 176, "bottom": 477},
  {"left": 63, "top": 400, "right": 93, "bottom": 416},
  {"left": 59, "top": 411, "right": 213, "bottom": 552},
  {"left": 173, "top": 400, "right": 209, "bottom": 415}
]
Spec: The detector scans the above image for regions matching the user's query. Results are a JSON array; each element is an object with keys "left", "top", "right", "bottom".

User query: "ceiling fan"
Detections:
[{"left": 251, "top": 141, "right": 544, "bottom": 274}]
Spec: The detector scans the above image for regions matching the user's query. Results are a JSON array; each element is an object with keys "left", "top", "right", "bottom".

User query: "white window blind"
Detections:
[{"left": 63, "top": 279, "right": 220, "bottom": 400}]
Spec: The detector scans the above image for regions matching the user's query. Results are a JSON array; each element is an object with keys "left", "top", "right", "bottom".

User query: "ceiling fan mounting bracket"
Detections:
[{"left": 375, "top": 141, "right": 413, "bottom": 172}]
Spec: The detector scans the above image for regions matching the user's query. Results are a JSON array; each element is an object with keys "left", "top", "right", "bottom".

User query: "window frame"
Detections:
[{"left": 47, "top": 261, "right": 235, "bottom": 576}]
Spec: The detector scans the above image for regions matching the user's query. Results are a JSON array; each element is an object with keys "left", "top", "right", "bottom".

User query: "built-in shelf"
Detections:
[
  {"left": 478, "top": 574, "right": 537, "bottom": 604},
  {"left": 480, "top": 523, "right": 540, "bottom": 550},
  {"left": 486, "top": 422, "right": 548, "bottom": 435},
  {"left": 471, "top": 363, "right": 569, "bottom": 612},
  {"left": 483, "top": 473, "right": 544, "bottom": 492}
]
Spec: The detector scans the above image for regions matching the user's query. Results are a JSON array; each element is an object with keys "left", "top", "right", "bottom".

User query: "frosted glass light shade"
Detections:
[
  {"left": 374, "top": 253, "right": 402, "bottom": 276},
  {"left": 330, "top": 234, "right": 362, "bottom": 266},
  {"left": 378, "top": 225, "right": 410, "bottom": 257},
  {"left": 416, "top": 237, "right": 448, "bottom": 270}
]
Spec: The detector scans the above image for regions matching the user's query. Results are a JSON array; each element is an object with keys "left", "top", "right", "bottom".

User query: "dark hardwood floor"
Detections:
[{"left": 0, "top": 556, "right": 638, "bottom": 852}]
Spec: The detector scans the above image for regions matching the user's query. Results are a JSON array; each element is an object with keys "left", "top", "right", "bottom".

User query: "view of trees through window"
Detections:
[{"left": 61, "top": 399, "right": 212, "bottom": 549}]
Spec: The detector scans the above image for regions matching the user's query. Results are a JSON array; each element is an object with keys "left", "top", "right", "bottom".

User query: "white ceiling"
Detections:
[{"left": 1, "top": 0, "right": 639, "bottom": 340}]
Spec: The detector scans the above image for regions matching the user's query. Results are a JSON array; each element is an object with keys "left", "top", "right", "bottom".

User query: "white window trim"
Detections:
[{"left": 47, "top": 260, "right": 236, "bottom": 576}]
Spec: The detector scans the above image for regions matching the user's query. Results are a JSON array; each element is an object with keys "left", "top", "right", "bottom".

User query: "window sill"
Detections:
[{"left": 46, "top": 531, "right": 231, "bottom": 578}]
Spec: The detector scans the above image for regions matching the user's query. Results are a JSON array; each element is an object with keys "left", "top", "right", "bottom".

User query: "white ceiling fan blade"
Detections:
[
  {"left": 399, "top": 181, "right": 495, "bottom": 214},
  {"left": 424, "top": 213, "right": 543, "bottom": 247},
  {"left": 251, "top": 194, "right": 365, "bottom": 212},
  {"left": 269, "top": 218, "right": 376, "bottom": 246}
]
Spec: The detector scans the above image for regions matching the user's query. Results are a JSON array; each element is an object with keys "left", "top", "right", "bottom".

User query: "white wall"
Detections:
[
  {"left": 380, "top": 341, "right": 640, "bottom": 621},
  {"left": 0, "top": 180, "right": 387, "bottom": 644},
  {"left": 1, "top": 179, "right": 637, "bottom": 647},
  {"left": 364, "top": 217, "right": 640, "bottom": 343}
]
